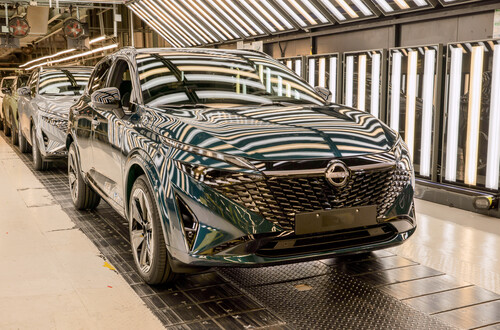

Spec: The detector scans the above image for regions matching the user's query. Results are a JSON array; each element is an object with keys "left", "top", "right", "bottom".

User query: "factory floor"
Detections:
[{"left": 0, "top": 133, "right": 499, "bottom": 329}]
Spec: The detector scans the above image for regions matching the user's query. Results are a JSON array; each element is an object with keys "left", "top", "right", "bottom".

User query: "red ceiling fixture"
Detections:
[
  {"left": 63, "top": 18, "right": 85, "bottom": 40},
  {"left": 8, "top": 17, "right": 30, "bottom": 38}
]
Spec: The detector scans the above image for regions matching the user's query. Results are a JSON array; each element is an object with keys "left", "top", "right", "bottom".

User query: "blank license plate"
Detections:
[{"left": 295, "top": 205, "right": 377, "bottom": 235}]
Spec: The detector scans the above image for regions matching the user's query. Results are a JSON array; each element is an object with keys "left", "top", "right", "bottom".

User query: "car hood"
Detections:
[
  {"left": 36, "top": 95, "right": 80, "bottom": 119},
  {"left": 149, "top": 104, "right": 398, "bottom": 161}
]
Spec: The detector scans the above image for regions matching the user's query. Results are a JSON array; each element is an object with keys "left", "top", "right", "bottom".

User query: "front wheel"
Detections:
[
  {"left": 31, "top": 127, "right": 48, "bottom": 171},
  {"left": 129, "top": 175, "right": 178, "bottom": 284},
  {"left": 68, "top": 143, "right": 101, "bottom": 210}
]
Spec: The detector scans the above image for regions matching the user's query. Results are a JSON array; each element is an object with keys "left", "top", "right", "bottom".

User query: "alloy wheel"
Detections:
[
  {"left": 130, "top": 188, "right": 154, "bottom": 273},
  {"left": 32, "top": 129, "right": 38, "bottom": 163},
  {"left": 68, "top": 152, "right": 79, "bottom": 203}
]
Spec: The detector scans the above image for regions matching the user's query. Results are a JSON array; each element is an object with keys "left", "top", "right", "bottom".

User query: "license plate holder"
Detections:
[{"left": 294, "top": 205, "right": 378, "bottom": 235}]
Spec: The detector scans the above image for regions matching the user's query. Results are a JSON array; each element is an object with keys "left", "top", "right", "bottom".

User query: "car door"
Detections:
[
  {"left": 75, "top": 59, "right": 112, "bottom": 173},
  {"left": 90, "top": 58, "right": 136, "bottom": 209},
  {"left": 18, "top": 71, "right": 38, "bottom": 142}
]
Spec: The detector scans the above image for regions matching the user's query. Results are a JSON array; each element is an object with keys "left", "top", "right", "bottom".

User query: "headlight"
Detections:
[
  {"left": 392, "top": 136, "right": 415, "bottom": 188},
  {"left": 161, "top": 135, "right": 256, "bottom": 170},
  {"left": 176, "top": 161, "right": 263, "bottom": 187}
]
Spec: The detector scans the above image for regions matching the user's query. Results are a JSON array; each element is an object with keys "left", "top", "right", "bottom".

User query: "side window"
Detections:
[
  {"left": 108, "top": 59, "right": 134, "bottom": 110},
  {"left": 88, "top": 60, "right": 112, "bottom": 95}
]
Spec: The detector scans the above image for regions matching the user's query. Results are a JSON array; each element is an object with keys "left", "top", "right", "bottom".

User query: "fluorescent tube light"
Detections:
[
  {"left": 289, "top": 0, "right": 317, "bottom": 25},
  {"left": 486, "top": 44, "right": 500, "bottom": 189},
  {"left": 394, "top": 0, "right": 410, "bottom": 9},
  {"left": 243, "top": 0, "right": 278, "bottom": 32},
  {"left": 276, "top": 0, "right": 307, "bottom": 27},
  {"left": 319, "top": 57, "right": 326, "bottom": 87},
  {"left": 345, "top": 56, "right": 354, "bottom": 107},
  {"left": 302, "top": 0, "right": 329, "bottom": 23},
  {"left": 20, "top": 48, "right": 75, "bottom": 68},
  {"left": 320, "top": 0, "right": 346, "bottom": 21},
  {"left": 373, "top": 0, "right": 394, "bottom": 12},
  {"left": 352, "top": 0, "right": 373, "bottom": 16},
  {"left": 405, "top": 50, "right": 418, "bottom": 157},
  {"left": 260, "top": 0, "right": 294, "bottom": 29},
  {"left": 445, "top": 47, "right": 463, "bottom": 182},
  {"left": 181, "top": 0, "right": 228, "bottom": 41},
  {"left": 89, "top": 35, "right": 106, "bottom": 44},
  {"left": 308, "top": 57, "right": 316, "bottom": 86},
  {"left": 26, "top": 44, "right": 118, "bottom": 70},
  {"left": 336, "top": 0, "right": 359, "bottom": 18},
  {"left": 195, "top": 0, "right": 239, "bottom": 38},
  {"left": 210, "top": 0, "right": 252, "bottom": 37},
  {"left": 295, "top": 59, "right": 302, "bottom": 76},
  {"left": 329, "top": 56, "right": 337, "bottom": 102},
  {"left": 420, "top": 49, "right": 436, "bottom": 177},
  {"left": 370, "top": 53, "right": 381, "bottom": 118},
  {"left": 390, "top": 52, "right": 402, "bottom": 130},
  {"left": 464, "top": 45, "right": 484, "bottom": 185},
  {"left": 357, "top": 55, "right": 367, "bottom": 111}
]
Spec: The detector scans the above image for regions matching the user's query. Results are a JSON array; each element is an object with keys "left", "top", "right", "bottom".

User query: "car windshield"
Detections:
[
  {"left": 38, "top": 69, "right": 91, "bottom": 96},
  {"left": 18, "top": 75, "right": 29, "bottom": 88},
  {"left": 136, "top": 51, "right": 326, "bottom": 107}
]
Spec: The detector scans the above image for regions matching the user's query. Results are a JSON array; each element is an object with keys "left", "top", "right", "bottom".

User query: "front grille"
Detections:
[
  {"left": 256, "top": 224, "right": 396, "bottom": 257},
  {"left": 207, "top": 166, "right": 411, "bottom": 231}
]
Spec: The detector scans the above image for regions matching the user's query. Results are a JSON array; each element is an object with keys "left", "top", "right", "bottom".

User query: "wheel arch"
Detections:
[{"left": 124, "top": 150, "right": 170, "bottom": 246}]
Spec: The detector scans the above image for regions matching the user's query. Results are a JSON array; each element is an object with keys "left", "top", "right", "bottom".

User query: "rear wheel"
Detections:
[
  {"left": 68, "top": 143, "right": 100, "bottom": 210},
  {"left": 31, "top": 127, "right": 48, "bottom": 171},
  {"left": 129, "top": 175, "right": 178, "bottom": 284},
  {"left": 18, "top": 120, "right": 30, "bottom": 153},
  {"left": 10, "top": 115, "right": 18, "bottom": 146}
]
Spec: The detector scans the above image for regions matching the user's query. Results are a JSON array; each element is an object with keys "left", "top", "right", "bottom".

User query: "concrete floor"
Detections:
[
  {"left": 1, "top": 133, "right": 500, "bottom": 328},
  {"left": 0, "top": 137, "right": 163, "bottom": 329},
  {"left": 391, "top": 199, "right": 500, "bottom": 295}
]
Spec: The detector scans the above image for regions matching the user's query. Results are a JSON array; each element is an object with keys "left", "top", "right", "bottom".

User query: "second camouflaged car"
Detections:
[
  {"left": 67, "top": 48, "right": 416, "bottom": 284},
  {"left": 2, "top": 74, "right": 30, "bottom": 145},
  {"left": 18, "top": 66, "right": 92, "bottom": 169}
]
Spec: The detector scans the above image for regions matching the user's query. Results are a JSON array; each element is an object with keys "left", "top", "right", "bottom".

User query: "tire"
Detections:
[
  {"left": 129, "top": 175, "right": 178, "bottom": 284},
  {"left": 10, "top": 115, "right": 18, "bottom": 146},
  {"left": 18, "top": 119, "right": 30, "bottom": 153},
  {"left": 68, "top": 143, "right": 101, "bottom": 210},
  {"left": 0, "top": 115, "right": 3, "bottom": 130},
  {"left": 31, "top": 126, "right": 48, "bottom": 171},
  {"left": 3, "top": 117, "right": 10, "bottom": 136}
]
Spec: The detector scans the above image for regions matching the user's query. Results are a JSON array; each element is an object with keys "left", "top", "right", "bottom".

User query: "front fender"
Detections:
[{"left": 124, "top": 149, "right": 171, "bottom": 247}]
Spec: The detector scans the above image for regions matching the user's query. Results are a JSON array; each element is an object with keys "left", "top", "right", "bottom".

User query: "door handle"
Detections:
[{"left": 91, "top": 117, "right": 99, "bottom": 129}]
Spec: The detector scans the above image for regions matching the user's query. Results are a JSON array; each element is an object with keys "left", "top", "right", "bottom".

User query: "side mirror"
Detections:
[
  {"left": 91, "top": 87, "right": 121, "bottom": 110},
  {"left": 2, "top": 87, "right": 11, "bottom": 95},
  {"left": 17, "top": 87, "right": 30, "bottom": 97},
  {"left": 314, "top": 86, "right": 332, "bottom": 103}
]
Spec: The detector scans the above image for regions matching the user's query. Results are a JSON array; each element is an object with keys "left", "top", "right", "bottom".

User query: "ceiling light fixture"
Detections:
[
  {"left": 25, "top": 44, "right": 118, "bottom": 71},
  {"left": 89, "top": 35, "right": 106, "bottom": 44},
  {"left": 20, "top": 48, "right": 76, "bottom": 68}
]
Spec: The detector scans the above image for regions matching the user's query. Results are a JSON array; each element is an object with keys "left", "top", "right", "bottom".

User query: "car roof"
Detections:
[
  {"left": 40, "top": 66, "right": 93, "bottom": 72},
  {"left": 118, "top": 47, "right": 271, "bottom": 58}
]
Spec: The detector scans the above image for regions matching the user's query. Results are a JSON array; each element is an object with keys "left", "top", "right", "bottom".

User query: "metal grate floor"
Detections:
[{"left": 3, "top": 133, "right": 500, "bottom": 330}]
